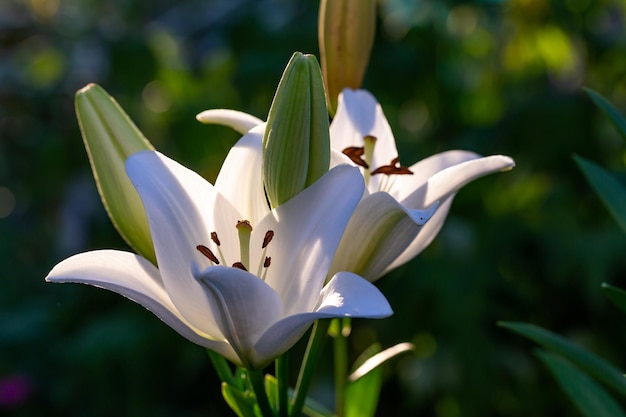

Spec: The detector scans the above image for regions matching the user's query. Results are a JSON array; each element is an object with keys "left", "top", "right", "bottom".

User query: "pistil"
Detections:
[
  {"left": 363, "top": 135, "right": 377, "bottom": 186},
  {"left": 236, "top": 220, "right": 253, "bottom": 271}
]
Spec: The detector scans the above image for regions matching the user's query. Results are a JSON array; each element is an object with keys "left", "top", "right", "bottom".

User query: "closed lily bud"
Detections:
[
  {"left": 75, "top": 83, "right": 156, "bottom": 264},
  {"left": 319, "top": 0, "right": 376, "bottom": 115},
  {"left": 263, "top": 52, "right": 331, "bottom": 208}
]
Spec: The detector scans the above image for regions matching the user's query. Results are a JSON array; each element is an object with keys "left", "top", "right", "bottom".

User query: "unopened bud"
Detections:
[
  {"left": 319, "top": 0, "right": 377, "bottom": 115},
  {"left": 75, "top": 83, "right": 156, "bottom": 264},
  {"left": 263, "top": 52, "right": 331, "bottom": 208}
]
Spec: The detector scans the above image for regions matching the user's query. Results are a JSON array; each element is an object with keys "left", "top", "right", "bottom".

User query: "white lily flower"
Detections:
[
  {"left": 196, "top": 90, "right": 515, "bottom": 282},
  {"left": 46, "top": 128, "right": 392, "bottom": 368},
  {"left": 327, "top": 89, "right": 515, "bottom": 280}
]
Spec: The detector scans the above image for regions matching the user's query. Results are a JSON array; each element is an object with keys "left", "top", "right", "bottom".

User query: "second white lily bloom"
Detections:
[
  {"left": 46, "top": 125, "right": 392, "bottom": 368},
  {"left": 327, "top": 89, "right": 515, "bottom": 280}
]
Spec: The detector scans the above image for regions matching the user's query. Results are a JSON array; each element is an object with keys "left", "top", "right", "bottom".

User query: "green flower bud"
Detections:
[
  {"left": 318, "top": 0, "right": 377, "bottom": 115},
  {"left": 76, "top": 83, "right": 156, "bottom": 264},
  {"left": 263, "top": 52, "right": 331, "bottom": 208}
]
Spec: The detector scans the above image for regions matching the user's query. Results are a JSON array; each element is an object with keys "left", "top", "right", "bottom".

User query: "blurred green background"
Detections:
[{"left": 2, "top": 0, "right": 626, "bottom": 415}]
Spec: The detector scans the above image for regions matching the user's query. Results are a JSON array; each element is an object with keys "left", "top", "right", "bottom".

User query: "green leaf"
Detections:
[
  {"left": 222, "top": 382, "right": 260, "bottom": 417},
  {"left": 500, "top": 322, "right": 626, "bottom": 397},
  {"left": 265, "top": 373, "right": 334, "bottom": 417},
  {"left": 349, "top": 342, "right": 414, "bottom": 382},
  {"left": 602, "top": 283, "right": 626, "bottom": 315},
  {"left": 574, "top": 155, "right": 626, "bottom": 235},
  {"left": 584, "top": 88, "right": 626, "bottom": 141},
  {"left": 264, "top": 374, "right": 279, "bottom": 413},
  {"left": 536, "top": 350, "right": 626, "bottom": 417},
  {"left": 345, "top": 344, "right": 382, "bottom": 417},
  {"left": 75, "top": 84, "right": 156, "bottom": 264}
]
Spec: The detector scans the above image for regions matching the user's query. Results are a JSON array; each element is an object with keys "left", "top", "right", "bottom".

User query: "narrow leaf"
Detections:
[
  {"left": 574, "top": 155, "right": 626, "bottom": 235},
  {"left": 584, "top": 88, "right": 626, "bottom": 141},
  {"left": 500, "top": 322, "right": 626, "bottom": 397},
  {"left": 345, "top": 344, "right": 382, "bottom": 417},
  {"left": 349, "top": 342, "right": 414, "bottom": 382},
  {"left": 536, "top": 350, "right": 626, "bottom": 417},
  {"left": 264, "top": 374, "right": 279, "bottom": 414},
  {"left": 602, "top": 283, "right": 626, "bottom": 315}
]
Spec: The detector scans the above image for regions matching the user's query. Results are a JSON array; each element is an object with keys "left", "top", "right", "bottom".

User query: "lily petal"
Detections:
[
  {"left": 383, "top": 155, "right": 515, "bottom": 275},
  {"left": 194, "top": 265, "right": 283, "bottom": 366},
  {"left": 252, "top": 165, "right": 365, "bottom": 315},
  {"left": 45, "top": 250, "right": 238, "bottom": 361},
  {"left": 330, "top": 89, "right": 399, "bottom": 172},
  {"left": 382, "top": 199, "right": 453, "bottom": 276},
  {"left": 401, "top": 154, "right": 516, "bottom": 208},
  {"left": 215, "top": 124, "right": 270, "bottom": 223},
  {"left": 389, "top": 150, "right": 481, "bottom": 201},
  {"left": 196, "top": 109, "right": 263, "bottom": 134},
  {"left": 329, "top": 192, "right": 438, "bottom": 281},
  {"left": 126, "top": 151, "right": 240, "bottom": 337},
  {"left": 252, "top": 272, "right": 392, "bottom": 367}
]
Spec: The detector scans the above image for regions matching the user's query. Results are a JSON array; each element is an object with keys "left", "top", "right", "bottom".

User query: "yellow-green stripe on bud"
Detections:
[
  {"left": 319, "top": 0, "right": 377, "bottom": 115},
  {"left": 76, "top": 83, "right": 156, "bottom": 264},
  {"left": 262, "top": 52, "right": 331, "bottom": 208}
]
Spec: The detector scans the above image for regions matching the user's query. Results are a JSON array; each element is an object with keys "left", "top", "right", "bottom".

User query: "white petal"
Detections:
[
  {"left": 383, "top": 154, "right": 515, "bottom": 275},
  {"left": 382, "top": 198, "right": 453, "bottom": 275},
  {"left": 196, "top": 109, "right": 263, "bottom": 134},
  {"left": 194, "top": 265, "right": 284, "bottom": 366},
  {"left": 215, "top": 124, "right": 270, "bottom": 224},
  {"left": 401, "top": 154, "right": 515, "bottom": 208},
  {"left": 331, "top": 89, "right": 398, "bottom": 165},
  {"left": 126, "top": 151, "right": 241, "bottom": 337},
  {"left": 251, "top": 272, "right": 392, "bottom": 367},
  {"left": 389, "top": 150, "right": 480, "bottom": 201},
  {"left": 330, "top": 89, "right": 399, "bottom": 192},
  {"left": 45, "top": 250, "right": 238, "bottom": 361},
  {"left": 329, "top": 192, "right": 437, "bottom": 281},
  {"left": 252, "top": 165, "right": 365, "bottom": 315}
]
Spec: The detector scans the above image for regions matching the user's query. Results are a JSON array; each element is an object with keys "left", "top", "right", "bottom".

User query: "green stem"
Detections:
[
  {"left": 333, "top": 318, "right": 350, "bottom": 417},
  {"left": 276, "top": 354, "right": 290, "bottom": 417},
  {"left": 207, "top": 349, "right": 235, "bottom": 386},
  {"left": 248, "top": 368, "right": 275, "bottom": 417},
  {"left": 291, "top": 320, "right": 330, "bottom": 417}
]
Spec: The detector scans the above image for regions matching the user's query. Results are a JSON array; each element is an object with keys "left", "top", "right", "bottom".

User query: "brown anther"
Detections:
[
  {"left": 262, "top": 230, "right": 275, "bottom": 248},
  {"left": 210, "top": 231, "right": 221, "bottom": 246},
  {"left": 342, "top": 146, "right": 369, "bottom": 169},
  {"left": 371, "top": 157, "right": 414, "bottom": 176},
  {"left": 196, "top": 245, "right": 220, "bottom": 264},
  {"left": 232, "top": 262, "right": 247, "bottom": 271},
  {"left": 236, "top": 220, "right": 253, "bottom": 231},
  {"left": 264, "top": 257, "right": 271, "bottom": 268}
]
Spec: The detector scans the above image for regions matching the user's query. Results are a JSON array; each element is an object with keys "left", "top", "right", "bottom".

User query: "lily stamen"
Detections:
[
  {"left": 196, "top": 244, "right": 220, "bottom": 265},
  {"left": 262, "top": 230, "right": 274, "bottom": 248},
  {"left": 371, "top": 157, "right": 413, "bottom": 176},
  {"left": 232, "top": 262, "right": 247, "bottom": 271},
  {"left": 210, "top": 230, "right": 227, "bottom": 264},
  {"left": 341, "top": 146, "right": 369, "bottom": 168},
  {"left": 257, "top": 230, "right": 275, "bottom": 277}
]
